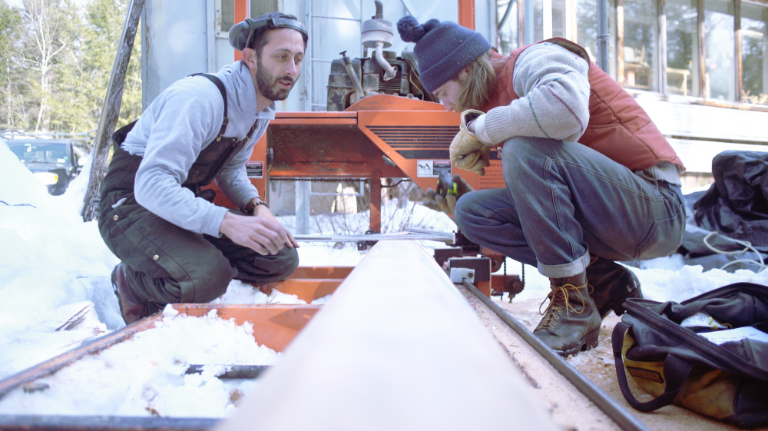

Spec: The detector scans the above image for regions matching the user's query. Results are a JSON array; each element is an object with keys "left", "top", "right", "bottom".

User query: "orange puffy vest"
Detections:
[{"left": 482, "top": 38, "right": 685, "bottom": 172}]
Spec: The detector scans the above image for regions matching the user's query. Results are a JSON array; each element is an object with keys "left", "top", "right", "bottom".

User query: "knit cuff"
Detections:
[
  {"left": 484, "top": 107, "right": 516, "bottom": 145},
  {"left": 473, "top": 114, "right": 495, "bottom": 145}
]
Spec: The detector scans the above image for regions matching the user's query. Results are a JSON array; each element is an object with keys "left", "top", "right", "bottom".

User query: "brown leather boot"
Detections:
[
  {"left": 586, "top": 256, "right": 643, "bottom": 319},
  {"left": 533, "top": 272, "right": 601, "bottom": 356},
  {"left": 111, "top": 263, "right": 152, "bottom": 325}
]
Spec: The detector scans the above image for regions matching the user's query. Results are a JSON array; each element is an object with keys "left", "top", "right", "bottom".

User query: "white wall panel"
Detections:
[
  {"left": 669, "top": 138, "right": 768, "bottom": 173},
  {"left": 637, "top": 98, "right": 768, "bottom": 144},
  {"left": 142, "top": 2, "right": 210, "bottom": 108}
]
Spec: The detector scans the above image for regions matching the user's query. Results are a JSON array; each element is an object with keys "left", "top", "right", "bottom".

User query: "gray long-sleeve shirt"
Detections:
[
  {"left": 121, "top": 62, "right": 274, "bottom": 237},
  {"left": 475, "top": 42, "right": 681, "bottom": 185}
]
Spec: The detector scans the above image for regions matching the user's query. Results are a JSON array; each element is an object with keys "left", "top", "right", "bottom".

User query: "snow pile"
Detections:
[
  {"left": 0, "top": 307, "right": 277, "bottom": 417},
  {"left": 497, "top": 255, "right": 768, "bottom": 305},
  {"left": 628, "top": 259, "right": 768, "bottom": 303},
  {"left": 0, "top": 140, "right": 333, "bottom": 381},
  {"left": 0, "top": 141, "right": 123, "bottom": 379}
]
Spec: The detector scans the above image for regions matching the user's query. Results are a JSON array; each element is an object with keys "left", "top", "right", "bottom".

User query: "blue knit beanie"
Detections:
[{"left": 397, "top": 16, "right": 491, "bottom": 93}]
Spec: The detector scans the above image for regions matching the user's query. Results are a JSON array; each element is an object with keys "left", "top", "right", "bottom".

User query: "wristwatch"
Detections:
[{"left": 244, "top": 197, "right": 268, "bottom": 213}]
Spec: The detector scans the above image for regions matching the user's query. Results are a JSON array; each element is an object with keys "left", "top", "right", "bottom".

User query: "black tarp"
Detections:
[{"left": 678, "top": 151, "right": 768, "bottom": 272}]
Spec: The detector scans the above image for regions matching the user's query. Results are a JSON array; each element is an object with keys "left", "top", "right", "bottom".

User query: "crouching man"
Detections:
[
  {"left": 398, "top": 17, "right": 686, "bottom": 356},
  {"left": 99, "top": 13, "right": 306, "bottom": 324}
]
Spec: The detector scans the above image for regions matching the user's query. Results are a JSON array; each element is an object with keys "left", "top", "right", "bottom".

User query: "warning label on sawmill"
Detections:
[
  {"left": 417, "top": 160, "right": 451, "bottom": 177},
  {"left": 246, "top": 161, "right": 264, "bottom": 179}
]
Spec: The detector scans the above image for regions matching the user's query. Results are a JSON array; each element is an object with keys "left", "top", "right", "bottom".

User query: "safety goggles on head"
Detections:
[{"left": 229, "top": 16, "right": 308, "bottom": 51}]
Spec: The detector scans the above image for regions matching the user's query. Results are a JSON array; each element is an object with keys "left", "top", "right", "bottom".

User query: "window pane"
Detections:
[
  {"left": 553, "top": 0, "right": 567, "bottom": 37},
  {"left": 221, "top": 0, "right": 235, "bottom": 34},
  {"left": 311, "top": 17, "right": 362, "bottom": 110},
  {"left": 576, "top": 0, "right": 617, "bottom": 78},
  {"left": 622, "top": 0, "right": 658, "bottom": 91},
  {"left": 533, "top": 0, "right": 566, "bottom": 40},
  {"left": 666, "top": 0, "right": 700, "bottom": 96},
  {"left": 705, "top": 0, "right": 735, "bottom": 101},
  {"left": 313, "top": 0, "right": 358, "bottom": 20},
  {"left": 741, "top": 2, "right": 768, "bottom": 105},
  {"left": 498, "top": 0, "right": 519, "bottom": 54},
  {"left": 535, "top": 0, "right": 545, "bottom": 41}
]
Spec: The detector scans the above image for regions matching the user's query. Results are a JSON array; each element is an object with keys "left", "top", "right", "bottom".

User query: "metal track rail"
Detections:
[
  {"left": 294, "top": 227, "right": 455, "bottom": 243},
  {"left": 461, "top": 280, "right": 649, "bottom": 431},
  {"left": 0, "top": 415, "right": 217, "bottom": 431}
]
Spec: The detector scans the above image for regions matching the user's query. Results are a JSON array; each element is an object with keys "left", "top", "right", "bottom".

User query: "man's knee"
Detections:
[
  {"left": 270, "top": 246, "right": 300, "bottom": 279},
  {"left": 502, "top": 136, "right": 545, "bottom": 165},
  {"left": 193, "top": 253, "right": 237, "bottom": 302}
]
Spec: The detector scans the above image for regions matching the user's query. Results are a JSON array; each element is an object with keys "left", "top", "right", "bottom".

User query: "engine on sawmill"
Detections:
[{"left": 326, "top": 1, "right": 437, "bottom": 111}]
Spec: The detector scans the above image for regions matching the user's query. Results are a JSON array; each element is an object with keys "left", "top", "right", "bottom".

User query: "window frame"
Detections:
[{"left": 498, "top": 0, "right": 768, "bottom": 110}]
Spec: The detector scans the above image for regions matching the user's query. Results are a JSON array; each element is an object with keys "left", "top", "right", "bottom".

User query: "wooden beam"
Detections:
[
  {"left": 80, "top": 0, "right": 145, "bottom": 221},
  {"left": 659, "top": 0, "right": 668, "bottom": 94},
  {"left": 519, "top": 0, "right": 526, "bottom": 47},
  {"left": 617, "top": 0, "right": 625, "bottom": 85},
  {"left": 735, "top": 0, "right": 743, "bottom": 101},
  {"left": 698, "top": 0, "right": 707, "bottom": 98},
  {"left": 218, "top": 241, "right": 560, "bottom": 431}
]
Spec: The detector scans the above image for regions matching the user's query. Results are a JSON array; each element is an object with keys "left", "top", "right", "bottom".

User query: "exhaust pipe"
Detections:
[{"left": 362, "top": 0, "right": 397, "bottom": 81}]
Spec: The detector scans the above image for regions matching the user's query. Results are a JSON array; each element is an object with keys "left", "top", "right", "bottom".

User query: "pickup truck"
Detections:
[{"left": 7, "top": 139, "right": 85, "bottom": 195}]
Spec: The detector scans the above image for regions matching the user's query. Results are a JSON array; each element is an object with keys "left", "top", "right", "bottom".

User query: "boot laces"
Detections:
[{"left": 535, "top": 282, "right": 588, "bottom": 332}]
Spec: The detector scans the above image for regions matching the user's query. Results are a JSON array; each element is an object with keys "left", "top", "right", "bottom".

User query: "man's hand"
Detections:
[
  {"left": 450, "top": 110, "right": 491, "bottom": 176},
  {"left": 422, "top": 173, "right": 474, "bottom": 216},
  {"left": 219, "top": 206, "right": 299, "bottom": 255}
]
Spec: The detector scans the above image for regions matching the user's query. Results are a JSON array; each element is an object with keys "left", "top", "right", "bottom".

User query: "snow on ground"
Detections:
[
  {"left": 2, "top": 137, "right": 768, "bottom": 417},
  {"left": 0, "top": 306, "right": 276, "bottom": 417}
]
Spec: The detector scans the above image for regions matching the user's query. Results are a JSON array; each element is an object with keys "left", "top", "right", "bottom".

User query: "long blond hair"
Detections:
[{"left": 455, "top": 50, "right": 502, "bottom": 112}]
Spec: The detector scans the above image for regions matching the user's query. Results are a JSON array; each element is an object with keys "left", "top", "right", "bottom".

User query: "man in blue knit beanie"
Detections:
[{"left": 398, "top": 16, "right": 685, "bottom": 357}]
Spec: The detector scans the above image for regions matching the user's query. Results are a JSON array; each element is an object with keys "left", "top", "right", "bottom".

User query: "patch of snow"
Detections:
[
  {"left": 311, "top": 294, "right": 333, "bottom": 305},
  {"left": 214, "top": 281, "right": 307, "bottom": 305},
  {"left": 0, "top": 309, "right": 276, "bottom": 417}
]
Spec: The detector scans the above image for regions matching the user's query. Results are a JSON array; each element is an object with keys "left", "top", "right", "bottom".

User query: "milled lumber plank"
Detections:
[{"left": 218, "top": 241, "right": 560, "bottom": 431}]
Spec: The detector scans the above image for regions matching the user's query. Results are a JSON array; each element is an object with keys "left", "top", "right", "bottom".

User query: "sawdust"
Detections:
[
  {"left": 495, "top": 297, "right": 768, "bottom": 431},
  {"left": 457, "top": 285, "right": 620, "bottom": 431}
]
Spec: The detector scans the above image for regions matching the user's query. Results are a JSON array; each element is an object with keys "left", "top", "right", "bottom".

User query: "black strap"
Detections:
[
  {"left": 191, "top": 73, "right": 229, "bottom": 136},
  {"left": 612, "top": 322, "right": 694, "bottom": 412}
]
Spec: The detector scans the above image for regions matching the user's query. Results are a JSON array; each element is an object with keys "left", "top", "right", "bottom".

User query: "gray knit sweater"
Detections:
[
  {"left": 122, "top": 62, "right": 273, "bottom": 237},
  {"left": 475, "top": 42, "right": 681, "bottom": 185}
]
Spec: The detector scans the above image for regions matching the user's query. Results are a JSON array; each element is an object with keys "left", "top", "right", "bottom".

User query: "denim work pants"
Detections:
[{"left": 454, "top": 137, "right": 685, "bottom": 279}]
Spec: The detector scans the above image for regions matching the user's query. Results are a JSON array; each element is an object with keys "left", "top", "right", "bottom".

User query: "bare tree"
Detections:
[{"left": 22, "top": 0, "right": 72, "bottom": 132}]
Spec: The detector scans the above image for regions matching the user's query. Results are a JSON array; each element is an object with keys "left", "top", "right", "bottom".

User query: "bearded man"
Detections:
[{"left": 99, "top": 13, "right": 305, "bottom": 325}]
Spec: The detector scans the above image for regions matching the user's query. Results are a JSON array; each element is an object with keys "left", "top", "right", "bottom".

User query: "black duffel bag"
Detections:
[{"left": 611, "top": 283, "right": 768, "bottom": 427}]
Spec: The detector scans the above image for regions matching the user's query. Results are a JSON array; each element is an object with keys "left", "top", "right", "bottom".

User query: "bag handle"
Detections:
[{"left": 612, "top": 322, "right": 694, "bottom": 412}]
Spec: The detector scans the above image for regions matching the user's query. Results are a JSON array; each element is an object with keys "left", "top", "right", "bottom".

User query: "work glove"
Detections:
[
  {"left": 450, "top": 109, "right": 491, "bottom": 176},
  {"left": 422, "top": 173, "right": 474, "bottom": 216}
]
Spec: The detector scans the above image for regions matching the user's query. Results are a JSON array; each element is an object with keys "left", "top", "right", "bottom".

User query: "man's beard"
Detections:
[{"left": 255, "top": 57, "right": 295, "bottom": 101}]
